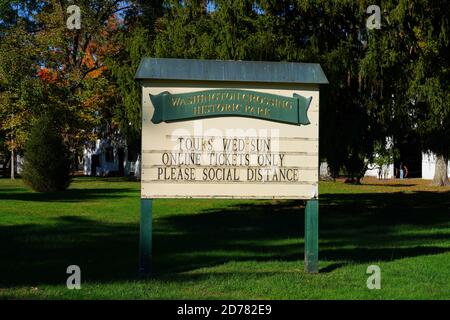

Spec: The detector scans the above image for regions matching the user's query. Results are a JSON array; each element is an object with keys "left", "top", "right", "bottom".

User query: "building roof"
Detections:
[{"left": 135, "top": 58, "right": 329, "bottom": 84}]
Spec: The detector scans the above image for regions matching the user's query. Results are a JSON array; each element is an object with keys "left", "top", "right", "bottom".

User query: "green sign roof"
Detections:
[{"left": 135, "top": 58, "right": 328, "bottom": 84}]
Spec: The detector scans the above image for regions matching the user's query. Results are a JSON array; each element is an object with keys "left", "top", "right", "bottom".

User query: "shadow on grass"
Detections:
[
  {"left": 0, "top": 190, "right": 449, "bottom": 286},
  {"left": 0, "top": 187, "right": 136, "bottom": 202},
  {"left": 361, "top": 183, "right": 416, "bottom": 187}
]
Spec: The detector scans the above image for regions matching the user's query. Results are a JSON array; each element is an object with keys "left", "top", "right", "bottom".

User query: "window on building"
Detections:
[{"left": 105, "top": 147, "right": 114, "bottom": 162}]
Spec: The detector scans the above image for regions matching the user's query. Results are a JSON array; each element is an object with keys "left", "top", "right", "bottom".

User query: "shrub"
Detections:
[{"left": 22, "top": 116, "right": 71, "bottom": 192}]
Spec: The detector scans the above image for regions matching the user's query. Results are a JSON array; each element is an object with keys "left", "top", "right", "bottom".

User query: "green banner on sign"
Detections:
[{"left": 150, "top": 89, "right": 312, "bottom": 126}]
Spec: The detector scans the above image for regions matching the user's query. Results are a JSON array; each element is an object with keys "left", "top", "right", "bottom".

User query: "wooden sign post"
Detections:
[{"left": 135, "top": 58, "right": 328, "bottom": 276}]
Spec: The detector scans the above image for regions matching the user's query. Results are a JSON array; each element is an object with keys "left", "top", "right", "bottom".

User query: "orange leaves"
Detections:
[
  {"left": 36, "top": 67, "right": 58, "bottom": 83},
  {"left": 80, "top": 42, "right": 108, "bottom": 79}
]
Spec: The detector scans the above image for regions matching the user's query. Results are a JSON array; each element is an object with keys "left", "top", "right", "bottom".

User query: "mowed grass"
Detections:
[{"left": 0, "top": 176, "right": 449, "bottom": 299}]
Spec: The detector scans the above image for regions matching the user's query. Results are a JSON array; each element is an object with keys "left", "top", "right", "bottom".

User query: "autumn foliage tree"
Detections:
[
  {"left": 1, "top": 1, "right": 160, "bottom": 179},
  {"left": 32, "top": 1, "right": 126, "bottom": 167},
  {"left": 0, "top": 21, "right": 40, "bottom": 179}
]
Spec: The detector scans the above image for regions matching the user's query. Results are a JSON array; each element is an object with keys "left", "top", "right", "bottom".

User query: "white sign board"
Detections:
[{"left": 141, "top": 81, "right": 319, "bottom": 199}]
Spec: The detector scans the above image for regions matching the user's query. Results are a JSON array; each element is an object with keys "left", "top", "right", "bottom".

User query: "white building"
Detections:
[
  {"left": 364, "top": 152, "right": 449, "bottom": 179},
  {"left": 83, "top": 139, "right": 140, "bottom": 178},
  {"left": 364, "top": 163, "right": 395, "bottom": 179},
  {"left": 321, "top": 152, "right": 449, "bottom": 180},
  {"left": 421, "top": 153, "right": 450, "bottom": 179}
]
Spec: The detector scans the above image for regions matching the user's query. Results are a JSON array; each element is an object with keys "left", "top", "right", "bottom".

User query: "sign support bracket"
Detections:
[
  {"left": 139, "top": 198, "right": 153, "bottom": 277},
  {"left": 305, "top": 199, "right": 319, "bottom": 273}
]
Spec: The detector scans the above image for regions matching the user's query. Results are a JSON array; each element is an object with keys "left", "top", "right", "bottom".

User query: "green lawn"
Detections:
[{"left": 0, "top": 177, "right": 449, "bottom": 299}]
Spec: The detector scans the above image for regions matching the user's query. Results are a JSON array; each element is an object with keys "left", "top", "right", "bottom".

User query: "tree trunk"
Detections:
[
  {"left": 432, "top": 154, "right": 449, "bottom": 186},
  {"left": 11, "top": 148, "right": 15, "bottom": 180}
]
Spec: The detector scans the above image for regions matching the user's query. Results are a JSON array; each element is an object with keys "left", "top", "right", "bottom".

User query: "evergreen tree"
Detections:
[
  {"left": 108, "top": 1, "right": 164, "bottom": 148},
  {"left": 406, "top": 0, "right": 449, "bottom": 185},
  {"left": 22, "top": 115, "right": 71, "bottom": 192},
  {"left": 362, "top": 0, "right": 450, "bottom": 185},
  {"left": 151, "top": 1, "right": 389, "bottom": 183}
]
